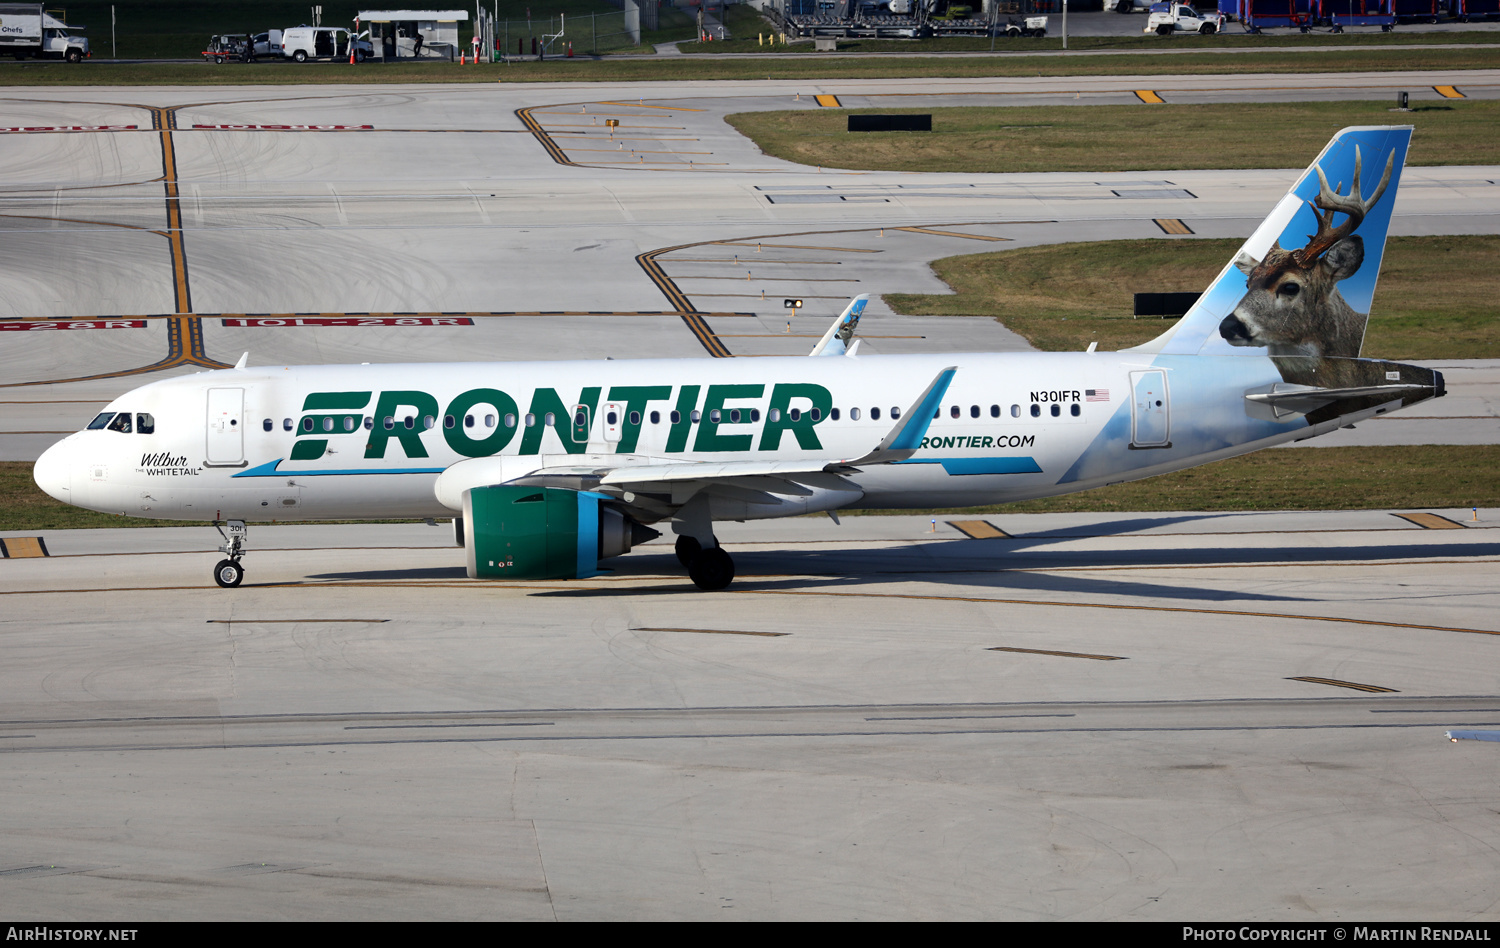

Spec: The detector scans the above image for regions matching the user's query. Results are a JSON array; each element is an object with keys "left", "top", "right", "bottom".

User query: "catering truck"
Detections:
[{"left": 0, "top": 3, "right": 89, "bottom": 61}]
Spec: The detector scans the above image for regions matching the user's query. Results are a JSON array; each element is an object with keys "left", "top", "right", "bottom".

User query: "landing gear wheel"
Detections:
[
  {"left": 214, "top": 559, "right": 244, "bottom": 588},
  {"left": 675, "top": 535, "right": 702, "bottom": 568},
  {"left": 688, "top": 547, "right": 734, "bottom": 591}
]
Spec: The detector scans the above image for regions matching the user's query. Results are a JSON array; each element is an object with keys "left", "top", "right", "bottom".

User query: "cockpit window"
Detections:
[
  {"left": 136, "top": 413, "right": 155, "bottom": 435},
  {"left": 87, "top": 412, "right": 115, "bottom": 430},
  {"left": 106, "top": 412, "right": 133, "bottom": 433}
]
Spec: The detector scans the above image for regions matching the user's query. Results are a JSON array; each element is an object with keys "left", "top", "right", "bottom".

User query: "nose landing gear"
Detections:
[{"left": 213, "top": 520, "right": 248, "bottom": 588}]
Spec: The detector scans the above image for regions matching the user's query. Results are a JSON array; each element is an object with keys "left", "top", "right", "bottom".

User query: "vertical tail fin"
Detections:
[
  {"left": 1134, "top": 126, "right": 1412, "bottom": 361},
  {"left": 809, "top": 294, "right": 869, "bottom": 357}
]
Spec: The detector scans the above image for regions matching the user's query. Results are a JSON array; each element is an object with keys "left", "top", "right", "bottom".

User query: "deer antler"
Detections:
[{"left": 1293, "top": 145, "right": 1395, "bottom": 266}]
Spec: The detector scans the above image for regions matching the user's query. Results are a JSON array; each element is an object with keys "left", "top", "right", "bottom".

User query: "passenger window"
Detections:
[
  {"left": 990, "top": 405, "right": 1000, "bottom": 418},
  {"left": 768, "top": 409, "right": 780, "bottom": 423},
  {"left": 751, "top": 409, "right": 761, "bottom": 423},
  {"left": 445, "top": 415, "right": 456, "bottom": 429},
  {"left": 525, "top": 413, "right": 536, "bottom": 427},
  {"left": 285, "top": 418, "right": 294, "bottom": 431},
  {"left": 608, "top": 410, "right": 620, "bottom": 425},
  {"left": 870, "top": 407, "right": 880, "bottom": 421},
  {"left": 709, "top": 409, "right": 721, "bottom": 423},
  {"left": 364, "top": 417, "right": 373, "bottom": 430},
  {"left": 87, "top": 413, "right": 114, "bottom": 430},
  {"left": 810, "top": 408, "right": 821, "bottom": 422},
  {"left": 629, "top": 411, "right": 640, "bottom": 426},
  {"left": 572, "top": 411, "right": 585, "bottom": 428},
  {"left": 263, "top": 418, "right": 273, "bottom": 432},
  {"left": 1011, "top": 405, "right": 1020, "bottom": 418},
  {"left": 302, "top": 417, "right": 315, "bottom": 432},
  {"left": 1050, "top": 404, "right": 1061, "bottom": 417},
  {"left": 423, "top": 415, "right": 434, "bottom": 429},
  {"left": 830, "top": 408, "right": 840, "bottom": 421},
  {"left": 485, "top": 414, "right": 496, "bottom": 428},
  {"left": 322, "top": 417, "right": 334, "bottom": 432},
  {"left": 891, "top": 407, "right": 901, "bottom": 420},
  {"left": 950, "top": 405, "right": 960, "bottom": 419},
  {"left": 384, "top": 416, "right": 394, "bottom": 429},
  {"left": 403, "top": 416, "right": 415, "bottom": 429},
  {"left": 345, "top": 417, "right": 357, "bottom": 431},
  {"left": 970, "top": 405, "right": 979, "bottom": 419},
  {"left": 788, "top": 408, "right": 801, "bottom": 422},
  {"left": 670, "top": 410, "right": 681, "bottom": 424},
  {"left": 650, "top": 411, "right": 660, "bottom": 425},
  {"left": 503, "top": 414, "right": 514, "bottom": 428},
  {"left": 544, "top": 413, "right": 556, "bottom": 427},
  {"left": 728, "top": 409, "right": 738, "bottom": 424},
  {"left": 465, "top": 414, "right": 475, "bottom": 428},
  {"left": 690, "top": 410, "right": 701, "bottom": 424},
  {"left": 106, "top": 413, "right": 132, "bottom": 433},
  {"left": 851, "top": 407, "right": 861, "bottom": 421},
  {"left": 1071, "top": 403, "right": 1081, "bottom": 417},
  {"left": 1030, "top": 404, "right": 1040, "bottom": 418}
]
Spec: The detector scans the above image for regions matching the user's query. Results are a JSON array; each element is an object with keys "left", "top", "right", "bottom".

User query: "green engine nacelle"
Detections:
[{"left": 462, "top": 485, "right": 654, "bottom": 580}]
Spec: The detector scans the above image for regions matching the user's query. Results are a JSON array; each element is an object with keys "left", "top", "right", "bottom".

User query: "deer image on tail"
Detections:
[{"left": 1218, "top": 146, "right": 1394, "bottom": 387}]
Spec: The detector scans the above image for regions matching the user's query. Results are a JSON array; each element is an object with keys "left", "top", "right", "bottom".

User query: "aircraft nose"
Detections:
[{"left": 33, "top": 438, "right": 73, "bottom": 503}]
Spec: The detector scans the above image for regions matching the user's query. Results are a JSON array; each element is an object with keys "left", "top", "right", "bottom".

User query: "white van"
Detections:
[{"left": 281, "top": 26, "right": 373, "bottom": 62}]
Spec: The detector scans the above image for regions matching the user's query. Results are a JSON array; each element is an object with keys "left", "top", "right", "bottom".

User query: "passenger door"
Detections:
[{"left": 206, "top": 387, "right": 245, "bottom": 465}]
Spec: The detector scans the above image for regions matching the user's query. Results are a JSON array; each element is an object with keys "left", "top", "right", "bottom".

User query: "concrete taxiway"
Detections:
[
  {"left": 3, "top": 511, "right": 1500, "bottom": 920},
  {"left": 2, "top": 75, "right": 1499, "bottom": 919}
]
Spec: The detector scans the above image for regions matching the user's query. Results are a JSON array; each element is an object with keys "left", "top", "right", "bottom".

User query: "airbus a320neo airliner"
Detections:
[{"left": 34, "top": 126, "right": 1441, "bottom": 590}]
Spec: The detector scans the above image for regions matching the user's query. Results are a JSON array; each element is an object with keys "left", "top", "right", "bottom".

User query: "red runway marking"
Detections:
[
  {"left": 191, "top": 124, "right": 374, "bottom": 131},
  {"left": 0, "top": 125, "right": 139, "bottom": 132},
  {"left": 0, "top": 320, "right": 146, "bottom": 331},
  {"left": 221, "top": 317, "right": 472, "bottom": 327}
]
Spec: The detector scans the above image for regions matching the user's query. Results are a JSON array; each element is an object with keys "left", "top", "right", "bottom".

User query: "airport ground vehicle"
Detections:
[
  {"left": 1004, "top": 15, "right": 1049, "bottom": 35},
  {"left": 1146, "top": 2, "right": 1225, "bottom": 31},
  {"left": 0, "top": 3, "right": 88, "bottom": 61},
  {"left": 202, "top": 34, "right": 252, "bottom": 63},
  {"left": 281, "top": 26, "right": 374, "bottom": 62},
  {"left": 253, "top": 30, "right": 283, "bottom": 57},
  {"left": 34, "top": 127, "right": 1440, "bottom": 591}
]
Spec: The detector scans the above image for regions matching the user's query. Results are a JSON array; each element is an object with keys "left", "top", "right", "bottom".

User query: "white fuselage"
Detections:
[{"left": 33, "top": 349, "right": 1373, "bottom": 525}]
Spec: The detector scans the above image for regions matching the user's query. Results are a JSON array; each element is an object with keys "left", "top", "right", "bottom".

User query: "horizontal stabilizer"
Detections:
[{"left": 1245, "top": 381, "right": 1430, "bottom": 417}]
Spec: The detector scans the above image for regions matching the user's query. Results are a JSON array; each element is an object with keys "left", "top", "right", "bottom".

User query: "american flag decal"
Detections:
[{"left": 1086, "top": 389, "right": 1110, "bottom": 401}]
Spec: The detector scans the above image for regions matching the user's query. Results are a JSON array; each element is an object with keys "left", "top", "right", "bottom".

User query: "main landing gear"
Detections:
[
  {"left": 213, "top": 520, "right": 248, "bottom": 588},
  {"left": 674, "top": 534, "right": 735, "bottom": 591}
]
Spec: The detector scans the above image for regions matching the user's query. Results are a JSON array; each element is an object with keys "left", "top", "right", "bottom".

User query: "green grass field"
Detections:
[
  {"left": 726, "top": 100, "right": 1500, "bottom": 174},
  {"left": 885, "top": 236, "right": 1500, "bottom": 360}
]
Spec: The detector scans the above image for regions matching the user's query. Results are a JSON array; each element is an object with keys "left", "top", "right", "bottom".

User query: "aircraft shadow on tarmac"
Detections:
[{"left": 306, "top": 522, "right": 1500, "bottom": 603}]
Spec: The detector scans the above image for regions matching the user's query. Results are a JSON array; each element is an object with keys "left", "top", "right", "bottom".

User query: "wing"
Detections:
[{"left": 433, "top": 366, "right": 957, "bottom": 519}]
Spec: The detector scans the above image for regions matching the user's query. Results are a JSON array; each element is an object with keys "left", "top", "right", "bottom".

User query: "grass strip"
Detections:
[
  {"left": 884, "top": 236, "right": 1500, "bottom": 360},
  {"left": 726, "top": 99, "right": 1500, "bottom": 174}
]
